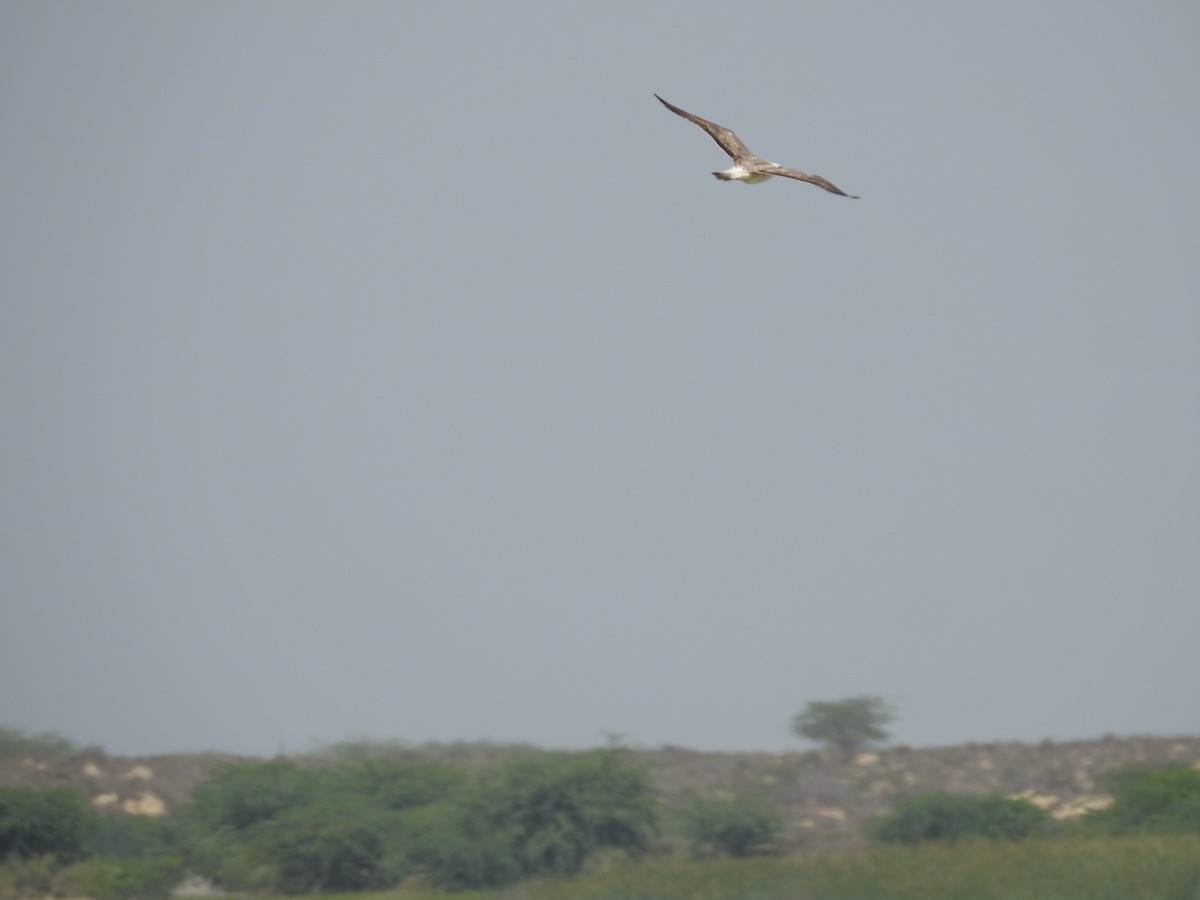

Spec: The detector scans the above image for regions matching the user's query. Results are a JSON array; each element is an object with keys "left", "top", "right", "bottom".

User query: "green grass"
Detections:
[{"left": 320, "top": 834, "right": 1200, "bottom": 900}]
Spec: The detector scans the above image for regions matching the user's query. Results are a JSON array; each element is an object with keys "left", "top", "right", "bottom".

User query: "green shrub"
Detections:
[
  {"left": 1088, "top": 763, "right": 1200, "bottom": 834},
  {"left": 334, "top": 758, "right": 466, "bottom": 810},
  {"left": 185, "top": 761, "right": 326, "bottom": 892},
  {"left": 188, "top": 760, "right": 319, "bottom": 833},
  {"left": 678, "top": 793, "right": 787, "bottom": 857},
  {"left": 182, "top": 830, "right": 279, "bottom": 894},
  {"left": 185, "top": 759, "right": 468, "bottom": 893},
  {"left": 497, "top": 749, "right": 658, "bottom": 875},
  {"left": 183, "top": 749, "right": 658, "bottom": 893},
  {"left": 63, "top": 855, "right": 184, "bottom": 900},
  {"left": 0, "top": 853, "right": 60, "bottom": 898},
  {"left": 0, "top": 787, "right": 93, "bottom": 861},
  {"left": 403, "top": 799, "right": 524, "bottom": 891},
  {"left": 412, "top": 748, "right": 659, "bottom": 889},
  {"left": 247, "top": 799, "right": 405, "bottom": 893},
  {"left": 867, "top": 792, "right": 1049, "bottom": 843},
  {"left": 86, "top": 812, "right": 179, "bottom": 859}
]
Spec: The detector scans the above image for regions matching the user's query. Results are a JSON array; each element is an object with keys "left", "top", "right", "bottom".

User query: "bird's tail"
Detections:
[{"left": 711, "top": 171, "right": 734, "bottom": 181}]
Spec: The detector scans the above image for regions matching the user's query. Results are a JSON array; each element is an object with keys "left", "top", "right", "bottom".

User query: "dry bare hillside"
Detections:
[
  {"left": 2, "top": 735, "right": 1198, "bottom": 849},
  {"left": 641, "top": 735, "right": 1200, "bottom": 849}
]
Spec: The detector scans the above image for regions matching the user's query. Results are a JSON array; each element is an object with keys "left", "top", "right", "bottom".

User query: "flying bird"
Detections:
[{"left": 654, "top": 94, "right": 859, "bottom": 198}]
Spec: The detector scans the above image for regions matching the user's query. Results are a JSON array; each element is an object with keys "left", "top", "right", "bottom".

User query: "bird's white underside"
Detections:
[{"left": 722, "top": 164, "right": 774, "bottom": 184}]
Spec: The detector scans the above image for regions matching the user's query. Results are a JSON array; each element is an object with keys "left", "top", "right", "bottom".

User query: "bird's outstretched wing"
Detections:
[
  {"left": 654, "top": 93, "right": 755, "bottom": 162},
  {"left": 655, "top": 93, "right": 860, "bottom": 198},
  {"left": 756, "top": 165, "right": 860, "bottom": 199}
]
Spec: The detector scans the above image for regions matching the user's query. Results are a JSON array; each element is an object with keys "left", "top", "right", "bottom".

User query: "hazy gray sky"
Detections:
[{"left": 3, "top": 2, "right": 1197, "bottom": 757}]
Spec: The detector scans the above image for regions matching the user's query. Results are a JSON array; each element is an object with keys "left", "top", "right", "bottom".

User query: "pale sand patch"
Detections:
[
  {"left": 122, "top": 792, "right": 168, "bottom": 816},
  {"left": 1009, "top": 789, "right": 1057, "bottom": 809},
  {"left": 1053, "top": 794, "right": 1113, "bottom": 819},
  {"left": 91, "top": 792, "right": 119, "bottom": 809}
]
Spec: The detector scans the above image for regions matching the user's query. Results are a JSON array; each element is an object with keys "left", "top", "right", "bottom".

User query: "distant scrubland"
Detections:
[{"left": 1, "top": 727, "right": 1198, "bottom": 898}]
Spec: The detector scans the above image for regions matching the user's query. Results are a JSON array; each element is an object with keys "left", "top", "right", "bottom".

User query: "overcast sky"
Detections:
[{"left": 2, "top": 2, "right": 1197, "bottom": 758}]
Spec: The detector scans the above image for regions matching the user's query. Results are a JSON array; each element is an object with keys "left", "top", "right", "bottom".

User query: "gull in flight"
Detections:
[{"left": 654, "top": 94, "right": 859, "bottom": 198}]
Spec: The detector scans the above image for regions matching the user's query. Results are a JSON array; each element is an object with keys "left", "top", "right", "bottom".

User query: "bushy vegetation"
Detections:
[
  {"left": 63, "top": 855, "right": 185, "bottom": 900},
  {"left": 188, "top": 758, "right": 322, "bottom": 834},
  {"left": 5, "top": 733, "right": 1200, "bottom": 898},
  {"left": 0, "top": 787, "right": 93, "bottom": 862},
  {"left": 0, "top": 853, "right": 60, "bottom": 899},
  {"left": 0, "top": 751, "right": 655, "bottom": 896},
  {"left": 0, "top": 789, "right": 182, "bottom": 900},
  {"left": 865, "top": 792, "right": 1050, "bottom": 843},
  {"left": 409, "top": 750, "right": 658, "bottom": 890},
  {"left": 86, "top": 812, "right": 179, "bottom": 860},
  {"left": 334, "top": 758, "right": 467, "bottom": 810},
  {"left": 1086, "top": 763, "right": 1200, "bottom": 835},
  {"left": 677, "top": 793, "right": 786, "bottom": 857},
  {"left": 248, "top": 799, "right": 404, "bottom": 893},
  {"left": 182, "top": 747, "right": 657, "bottom": 893},
  {"left": 185, "top": 758, "right": 454, "bottom": 892}
]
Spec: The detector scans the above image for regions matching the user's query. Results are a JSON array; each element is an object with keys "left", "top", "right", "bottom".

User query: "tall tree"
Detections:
[{"left": 790, "top": 695, "right": 895, "bottom": 755}]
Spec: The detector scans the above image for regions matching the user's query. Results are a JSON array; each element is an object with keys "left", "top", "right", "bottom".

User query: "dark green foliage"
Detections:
[
  {"left": 182, "top": 758, "right": 463, "bottom": 891},
  {"left": 867, "top": 792, "right": 1049, "bottom": 843},
  {"left": 515, "top": 749, "right": 658, "bottom": 860},
  {"left": 403, "top": 799, "right": 524, "bottom": 891},
  {"left": 182, "top": 832, "right": 278, "bottom": 895},
  {"left": 247, "top": 799, "right": 404, "bottom": 893},
  {"left": 1087, "top": 763, "right": 1200, "bottom": 834},
  {"left": 413, "top": 748, "right": 659, "bottom": 889},
  {"left": 64, "top": 855, "right": 184, "bottom": 900},
  {"left": 185, "top": 761, "right": 326, "bottom": 890},
  {"left": 790, "top": 696, "right": 896, "bottom": 755},
  {"left": 0, "top": 787, "right": 183, "bottom": 896},
  {"left": 188, "top": 759, "right": 319, "bottom": 833},
  {"left": 333, "top": 758, "right": 465, "bottom": 810},
  {"left": 498, "top": 749, "right": 658, "bottom": 875},
  {"left": 180, "top": 748, "right": 658, "bottom": 893},
  {"left": 0, "top": 787, "right": 93, "bottom": 861},
  {"left": 678, "top": 793, "right": 787, "bottom": 857},
  {"left": 75, "top": 815, "right": 184, "bottom": 899},
  {"left": 86, "top": 812, "right": 178, "bottom": 859}
]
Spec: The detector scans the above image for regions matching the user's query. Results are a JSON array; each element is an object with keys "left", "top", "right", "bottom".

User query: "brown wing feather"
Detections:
[
  {"left": 757, "top": 165, "right": 860, "bottom": 198},
  {"left": 654, "top": 94, "right": 755, "bottom": 161}
]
